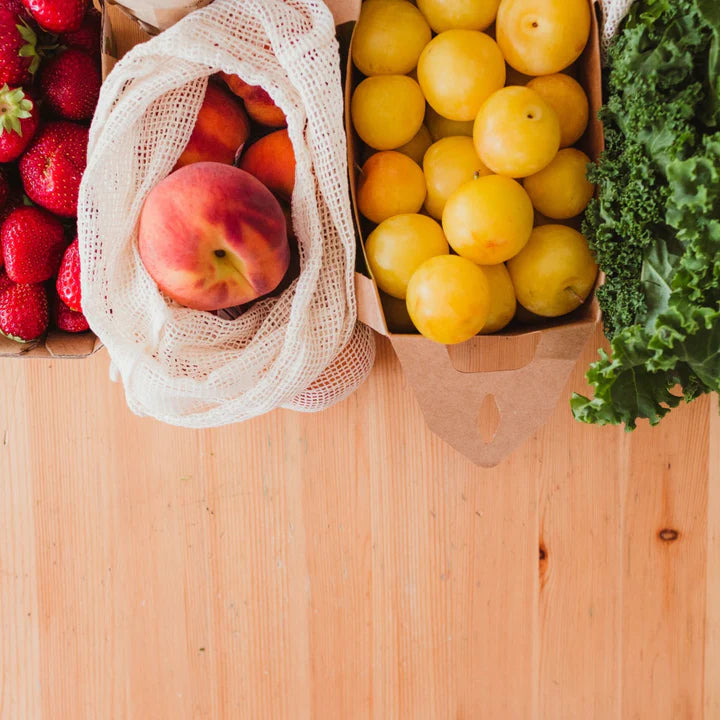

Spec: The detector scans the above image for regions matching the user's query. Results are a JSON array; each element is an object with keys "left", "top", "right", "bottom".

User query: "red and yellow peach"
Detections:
[
  {"left": 239, "top": 129, "right": 296, "bottom": 201},
  {"left": 175, "top": 83, "right": 250, "bottom": 169},
  {"left": 138, "top": 162, "right": 290, "bottom": 311}
]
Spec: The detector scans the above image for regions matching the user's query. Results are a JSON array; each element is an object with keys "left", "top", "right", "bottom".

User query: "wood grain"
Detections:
[
  {"left": 1, "top": 8, "right": 717, "bottom": 718},
  {"left": 0, "top": 324, "right": 719, "bottom": 719}
]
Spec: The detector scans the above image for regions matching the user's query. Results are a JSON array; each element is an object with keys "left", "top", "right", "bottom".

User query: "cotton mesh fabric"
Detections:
[
  {"left": 600, "top": 0, "right": 635, "bottom": 48},
  {"left": 78, "top": 0, "right": 374, "bottom": 427}
]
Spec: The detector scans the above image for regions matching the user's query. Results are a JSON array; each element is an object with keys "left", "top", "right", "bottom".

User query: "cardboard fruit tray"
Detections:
[
  {"left": 0, "top": 7, "right": 112, "bottom": 359},
  {"left": 345, "top": 0, "right": 604, "bottom": 466}
]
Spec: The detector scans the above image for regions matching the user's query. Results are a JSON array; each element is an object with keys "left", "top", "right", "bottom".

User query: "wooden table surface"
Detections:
[
  {"left": 1, "top": 324, "right": 719, "bottom": 719},
  {"left": 2, "top": 8, "right": 718, "bottom": 718}
]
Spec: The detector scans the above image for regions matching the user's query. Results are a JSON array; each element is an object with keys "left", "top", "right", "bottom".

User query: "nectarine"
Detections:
[
  {"left": 239, "top": 129, "right": 296, "bottom": 201},
  {"left": 175, "top": 83, "right": 250, "bottom": 169},
  {"left": 138, "top": 162, "right": 290, "bottom": 311},
  {"left": 219, "top": 72, "right": 287, "bottom": 128}
]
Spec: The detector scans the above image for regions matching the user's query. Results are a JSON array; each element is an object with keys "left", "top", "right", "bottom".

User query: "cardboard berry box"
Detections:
[
  {"left": 345, "top": 0, "right": 604, "bottom": 465},
  {"left": 0, "top": 5, "right": 111, "bottom": 360}
]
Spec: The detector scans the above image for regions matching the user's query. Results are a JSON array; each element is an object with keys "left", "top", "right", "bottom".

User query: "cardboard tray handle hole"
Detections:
[{"left": 478, "top": 393, "right": 500, "bottom": 444}]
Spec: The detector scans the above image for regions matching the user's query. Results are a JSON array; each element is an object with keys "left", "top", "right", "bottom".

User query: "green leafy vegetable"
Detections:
[{"left": 572, "top": 0, "right": 720, "bottom": 428}]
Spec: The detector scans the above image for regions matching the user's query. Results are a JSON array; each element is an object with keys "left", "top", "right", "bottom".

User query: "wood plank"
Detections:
[
  {"left": 622, "top": 393, "right": 710, "bottom": 719},
  {"left": 0, "top": 324, "right": 717, "bottom": 719},
  {"left": 535, "top": 327, "right": 624, "bottom": 719},
  {"left": 706, "top": 394, "right": 720, "bottom": 719},
  {"left": 0, "top": 360, "right": 40, "bottom": 720},
  {"left": 0, "top": 10, "right": 715, "bottom": 718}
]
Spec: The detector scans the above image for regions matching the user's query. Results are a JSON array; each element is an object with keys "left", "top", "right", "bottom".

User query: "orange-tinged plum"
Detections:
[
  {"left": 175, "top": 83, "right": 250, "bottom": 169},
  {"left": 239, "top": 129, "right": 296, "bottom": 201},
  {"left": 219, "top": 72, "right": 287, "bottom": 128},
  {"left": 138, "top": 163, "right": 289, "bottom": 311}
]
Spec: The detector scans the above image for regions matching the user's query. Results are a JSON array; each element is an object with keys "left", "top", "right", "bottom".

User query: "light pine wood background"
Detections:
[
  {"left": 1, "top": 326, "right": 718, "bottom": 719},
  {"left": 1, "top": 8, "right": 718, "bottom": 718}
]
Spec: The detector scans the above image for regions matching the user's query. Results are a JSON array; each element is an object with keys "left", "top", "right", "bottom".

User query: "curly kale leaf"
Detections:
[{"left": 572, "top": 0, "right": 720, "bottom": 428}]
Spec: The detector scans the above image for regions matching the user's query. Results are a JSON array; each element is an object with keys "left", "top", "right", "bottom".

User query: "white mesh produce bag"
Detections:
[
  {"left": 600, "top": 0, "right": 635, "bottom": 47},
  {"left": 78, "top": 0, "right": 374, "bottom": 427}
]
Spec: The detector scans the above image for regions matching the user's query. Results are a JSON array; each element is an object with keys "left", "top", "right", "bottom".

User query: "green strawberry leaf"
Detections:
[{"left": 16, "top": 21, "right": 39, "bottom": 75}]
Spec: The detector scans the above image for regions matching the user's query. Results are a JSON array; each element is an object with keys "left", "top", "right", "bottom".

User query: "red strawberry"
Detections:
[
  {"left": 0, "top": 185, "right": 23, "bottom": 227},
  {"left": 0, "top": 269, "right": 14, "bottom": 295},
  {"left": 19, "top": 120, "right": 88, "bottom": 217},
  {"left": 20, "top": 0, "right": 88, "bottom": 34},
  {"left": 56, "top": 235, "right": 80, "bottom": 311},
  {"left": 59, "top": 6, "right": 100, "bottom": 57},
  {"left": 3, "top": 0, "right": 31, "bottom": 21},
  {"left": 39, "top": 48, "right": 100, "bottom": 121},
  {"left": 0, "top": 281, "right": 47, "bottom": 341},
  {"left": 1, "top": 205, "right": 67, "bottom": 282},
  {"left": 53, "top": 292, "right": 88, "bottom": 332},
  {"left": 0, "top": 166, "right": 10, "bottom": 214},
  {"left": 0, "top": 10, "right": 39, "bottom": 86},
  {"left": 0, "top": 84, "right": 38, "bottom": 161}
]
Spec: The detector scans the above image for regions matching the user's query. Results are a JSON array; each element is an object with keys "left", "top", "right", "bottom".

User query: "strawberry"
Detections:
[
  {"left": 1, "top": 205, "right": 66, "bottom": 282},
  {"left": 0, "top": 166, "right": 10, "bottom": 215},
  {"left": 0, "top": 269, "right": 14, "bottom": 296},
  {"left": 20, "top": 0, "right": 88, "bottom": 34},
  {"left": 59, "top": 6, "right": 100, "bottom": 57},
  {"left": 0, "top": 184, "right": 24, "bottom": 227},
  {"left": 0, "top": 9, "right": 39, "bottom": 86},
  {"left": 0, "top": 281, "right": 47, "bottom": 341},
  {"left": 0, "top": 84, "right": 38, "bottom": 161},
  {"left": 19, "top": 120, "right": 88, "bottom": 217},
  {"left": 53, "top": 292, "right": 87, "bottom": 332},
  {"left": 3, "top": 0, "right": 31, "bottom": 20},
  {"left": 39, "top": 48, "right": 100, "bottom": 121},
  {"left": 55, "top": 235, "right": 80, "bottom": 311}
]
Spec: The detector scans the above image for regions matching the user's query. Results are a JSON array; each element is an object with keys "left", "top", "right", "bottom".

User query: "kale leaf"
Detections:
[{"left": 572, "top": 0, "right": 720, "bottom": 428}]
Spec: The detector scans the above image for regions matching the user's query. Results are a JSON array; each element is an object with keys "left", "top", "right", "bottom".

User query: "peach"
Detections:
[
  {"left": 175, "top": 83, "right": 250, "bottom": 169},
  {"left": 219, "top": 72, "right": 287, "bottom": 128},
  {"left": 239, "top": 129, "right": 296, "bottom": 200},
  {"left": 138, "top": 162, "right": 290, "bottom": 311}
]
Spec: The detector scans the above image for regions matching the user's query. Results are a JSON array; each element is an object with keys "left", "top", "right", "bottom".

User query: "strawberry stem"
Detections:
[
  {"left": 0, "top": 84, "right": 33, "bottom": 136},
  {"left": 16, "top": 20, "right": 40, "bottom": 75}
]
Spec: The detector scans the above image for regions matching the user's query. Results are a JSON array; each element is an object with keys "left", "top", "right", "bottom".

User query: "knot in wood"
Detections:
[{"left": 658, "top": 528, "right": 679, "bottom": 542}]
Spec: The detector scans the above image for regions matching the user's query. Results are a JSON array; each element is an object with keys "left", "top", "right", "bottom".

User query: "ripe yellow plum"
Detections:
[
  {"left": 417, "top": 0, "right": 500, "bottom": 32},
  {"left": 527, "top": 73, "right": 589, "bottom": 147},
  {"left": 473, "top": 85, "right": 560, "bottom": 177},
  {"left": 417, "top": 30, "right": 505, "bottom": 121},
  {"left": 507, "top": 224, "right": 597, "bottom": 317},
  {"left": 365, "top": 213, "right": 449, "bottom": 298},
  {"left": 425, "top": 106, "right": 474, "bottom": 141},
  {"left": 523, "top": 148, "right": 594, "bottom": 219},
  {"left": 478, "top": 263, "right": 517, "bottom": 333},
  {"left": 442, "top": 174, "right": 534, "bottom": 264},
  {"left": 352, "top": 0, "right": 432, "bottom": 76},
  {"left": 396, "top": 124, "right": 433, "bottom": 164},
  {"left": 423, "top": 136, "right": 491, "bottom": 220},
  {"left": 351, "top": 75, "right": 425, "bottom": 150},
  {"left": 406, "top": 255, "right": 491, "bottom": 344},
  {"left": 496, "top": 0, "right": 591, "bottom": 76}
]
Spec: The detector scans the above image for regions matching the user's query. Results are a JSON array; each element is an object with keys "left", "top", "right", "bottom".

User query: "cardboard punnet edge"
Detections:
[
  {"left": 0, "top": 4, "right": 109, "bottom": 360},
  {"left": 346, "top": 0, "right": 604, "bottom": 467}
]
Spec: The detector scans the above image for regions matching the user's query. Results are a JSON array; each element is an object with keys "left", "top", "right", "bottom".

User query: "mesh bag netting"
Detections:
[
  {"left": 600, "top": 0, "right": 635, "bottom": 48},
  {"left": 77, "top": 0, "right": 375, "bottom": 428}
]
